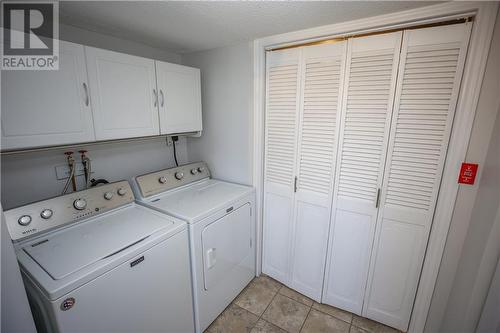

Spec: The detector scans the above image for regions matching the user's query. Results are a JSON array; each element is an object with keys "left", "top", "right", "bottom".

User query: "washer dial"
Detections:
[
  {"left": 40, "top": 209, "right": 53, "bottom": 219},
  {"left": 18, "top": 215, "right": 32, "bottom": 226},
  {"left": 73, "top": 198, "right": 87, "bottom": 210},
  {"left": 117, "top": 188, "right": 127, "bottom": 196}
]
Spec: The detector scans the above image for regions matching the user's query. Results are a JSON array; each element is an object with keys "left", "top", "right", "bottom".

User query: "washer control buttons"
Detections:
[
  {"left": 175, "top": 172, "right": 184, "bottom": 180},
  {"left": 191, "top": 168, "right": 198, "bottom": 175},
  {"left": 40, "top": 209, "right": 53, "bottom": 219},
  {"left": 198, "top": 166, "right": 205, "bottom": 173},
  {"left": 158, "top": 176, "right": 167, "bottom": 184},
  {"left": 104, "top": 192, "right": 113, "bottom": 200},
  {"left": 73, "top": 198, "right": 87, "bottom": 210},
  {"left": 117, "top": 188, "right": 127, "bottom": 196},
  {"left": 18, "top": 215, "right": 32, "bottom": 226}
]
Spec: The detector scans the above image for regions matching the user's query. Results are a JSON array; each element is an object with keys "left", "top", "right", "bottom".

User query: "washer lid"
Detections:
[
  {"left": 23, "top": 206, "right": 173, "bottom": 280},
  {"left": 146, "top": 179, "right": 254, "bottom": 223}
]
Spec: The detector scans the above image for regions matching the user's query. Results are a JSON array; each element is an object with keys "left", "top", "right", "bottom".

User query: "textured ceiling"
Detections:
[{"left": 60, "top": 1, "right": 440, "bottom": 54}]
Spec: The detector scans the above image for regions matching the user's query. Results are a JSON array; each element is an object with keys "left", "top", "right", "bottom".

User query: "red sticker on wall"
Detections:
[{"left": 458, "top": 163, "right": 478, "bottom": 185}]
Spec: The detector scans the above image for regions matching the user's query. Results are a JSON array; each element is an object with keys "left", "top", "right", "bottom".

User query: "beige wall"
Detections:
[
  {"left": 425, "top": 9, "right": 500, "bottom": 332},
  {"left": 183, "top": 42, "right": 254, "bottom": 186}
]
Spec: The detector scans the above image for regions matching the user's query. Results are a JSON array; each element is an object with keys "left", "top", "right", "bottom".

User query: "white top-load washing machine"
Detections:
[
  {"left": 4, "top": 181, "right": 195, "bottom": 333},
  {"left": 131, "top": 162, "right": 256, "bottom": 332}
]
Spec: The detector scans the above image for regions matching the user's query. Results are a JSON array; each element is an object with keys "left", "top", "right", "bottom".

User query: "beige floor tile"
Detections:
[
  {"left": 352, "top": 315, "right": 400, "bottom": 333},
  {"left": 301, "top": 309, "right": 350, "bottom": 333},
  {"left": 262, "top": 294, "right": 310, "bottom": 333},
  {"left": 253, "top": 275, "right": 282, "bottom": 293},
  {"left": 250, "top": 319, "right": 287, "bottom": 333},
  {"left": 350, "top": 325, "right": 368, "bottom": 333},
  {"left": 235, "top": 278, "right": 279, "bottom": 315},
  {"left": 312, "top": 302, "right": 352, "bottom": 323},
  {"left": 279, "top": 286, "right": 313, "bottom": 306},
  {"left": 206, "top": 303, "right": 259, "bottom": 333}
]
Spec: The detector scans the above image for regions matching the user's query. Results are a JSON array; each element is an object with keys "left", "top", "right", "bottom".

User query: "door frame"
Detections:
[{"left": 252, "top": 2, "right": 499, "bottom": 332}]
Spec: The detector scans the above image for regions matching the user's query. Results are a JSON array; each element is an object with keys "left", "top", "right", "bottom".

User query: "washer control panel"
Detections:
[
  {"left": 134, "top": 161, "right": 210, "bottom": 198},
  {"left": 4, "top": 181, "right": 134, "bottom": 242}
]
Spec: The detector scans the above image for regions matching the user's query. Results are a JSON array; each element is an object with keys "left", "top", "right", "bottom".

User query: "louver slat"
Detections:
[
  {"left": 265, "top": 63, "right": 299, "bottom": 186},
  {"left": 385, "top": 44, "right": 462, "bottom": 211},
  {"left": 298, "top": 58, "right": 342, "bottom": 194},
  {"left": 337, "top": 50, "right": 395, "bottom": 201}
]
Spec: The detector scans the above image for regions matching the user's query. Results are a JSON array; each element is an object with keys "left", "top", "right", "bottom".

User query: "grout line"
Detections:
[
  {"left": 246, "top": 277, "right": 283, "bottom": 332},
  {"left": 311, "top": 305, "right": 353, "bottom": 325},
  {"left": 258, "top": 284, "right": 280, "bottom": 319},
  {"left": 298, "top": 305, "right": 313, "bottom": 333}
]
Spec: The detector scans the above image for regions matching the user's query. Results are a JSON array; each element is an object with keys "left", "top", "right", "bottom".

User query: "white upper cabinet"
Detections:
[
  {"left": 85, "top": 47, "right": 160, "bottom": 140},
  {"left": 155, "top": 61, "right": 202, "bottom": 134},
  {"left": 1, "top": 41, "right": 95, "bottom": 150}
]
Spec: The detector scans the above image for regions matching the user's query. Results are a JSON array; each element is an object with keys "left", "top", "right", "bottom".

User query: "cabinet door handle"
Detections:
[
  {"left": 160, "top": 89, "right": 164, "bottom": 107},
  {"left": 83, "top": 83, "right": 89, "bottom": 106},
  {"left": 153, "top": 89, "right": 158, "bottom": 107}
]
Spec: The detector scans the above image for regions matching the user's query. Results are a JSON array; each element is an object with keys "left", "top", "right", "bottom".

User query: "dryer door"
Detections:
[{"left": 202, "top": 203, "right": 252, "bottom": 290}]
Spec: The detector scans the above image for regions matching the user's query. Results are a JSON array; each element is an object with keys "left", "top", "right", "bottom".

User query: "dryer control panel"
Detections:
[
  {"left": 4, "top": 181, "right": 134, "bottom": 242},
  {"left": 134, "top": 161, "right": 210, "bottom": 198}
]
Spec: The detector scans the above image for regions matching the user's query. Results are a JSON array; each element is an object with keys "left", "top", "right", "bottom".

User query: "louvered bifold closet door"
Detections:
[
  {"left": 364, "top": 23, "right": 472, "bottom": 331},
  {"left": 290, "top": 42, "right": 346, "bottom": 300},
  {"left": 262, "top": 49, "right": 301, "bottom": 283},
  {"left": 323, "top": 32, "right": 402, "bottom": 314}
]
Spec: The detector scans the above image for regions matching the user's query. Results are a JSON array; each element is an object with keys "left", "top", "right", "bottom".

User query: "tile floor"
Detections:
[{"left": 206, "top": 275, "right": 402, "bottom": 333}]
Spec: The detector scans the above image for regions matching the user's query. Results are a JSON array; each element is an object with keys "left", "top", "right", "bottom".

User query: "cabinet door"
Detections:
[
  {"left": 363, "top": 23, "right": 472, "bottom": 331},
  {"left": 1, "top": 41, "right": 94, "bottom": 150},
  {"left": 156, "top": 61, "right": 202, "bottom": 134},
  {"left": 290, "top": 42, "right": 346, "bottom": 301},
  {"left": 323, "top": 32, "right": 402, "bottom": 314},
  {"left": 262, "top": 49, "right": 301, "bottom": 284},
  {"left": 85, "top": 47, "right": 159, "bottom": 140}
]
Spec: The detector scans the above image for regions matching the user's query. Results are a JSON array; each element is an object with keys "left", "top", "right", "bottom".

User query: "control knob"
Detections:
[
  {"left": 175, "top": 172, "right": 184, "bottom": 180},
  {"left": 18, "top": 215, "right": 32, "bottom": 226},
  {"left": 73, "top": 198, "right": 87, "bottom": 210},
  {"left": 158, "top": 176, "right": 167, "bottom": 184},
  {"left": 117, "top": 188, "right": 127, "bottom": 196},
  {"left": 40, "top": 209, "right": 53, "bottom": 219},
  {"left": 198, "top": 166, "right": 205, "bottom": 173},
  {"left": 191, "top": 169, "right": 198, "bottom": 175},
  {"left": 104, "top": 192, "right": 113, "bottom": 200}
]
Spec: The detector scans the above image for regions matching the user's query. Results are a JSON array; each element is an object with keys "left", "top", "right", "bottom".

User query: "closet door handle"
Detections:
[
  {"left": 153, "top": 89, "right": 158, "bottom": 107},
  {"left": 375, "top": 188, "right": 381, "bottom": 208},
  {"left": 160, "top": 89, "right": 164, "bottom": 107},
  {"left": 294, "top": 176, "right": 298, "bottom": 193},
  {"left": 83, "top": 83, "right": 89, "bottom": 106}
]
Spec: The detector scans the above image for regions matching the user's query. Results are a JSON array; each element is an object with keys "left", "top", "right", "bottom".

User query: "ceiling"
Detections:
[{"left": 60, "top": 1, "right": 440, "bottom": 54}]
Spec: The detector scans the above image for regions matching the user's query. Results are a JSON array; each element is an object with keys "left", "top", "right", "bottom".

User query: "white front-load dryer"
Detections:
[{"left": 132, "top": 162, "right": 256, "bottom": 332}]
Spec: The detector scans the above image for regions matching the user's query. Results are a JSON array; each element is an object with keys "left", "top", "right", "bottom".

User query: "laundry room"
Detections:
[{"left": 1, "top": 2, "right": 499, "bottom": 333}]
